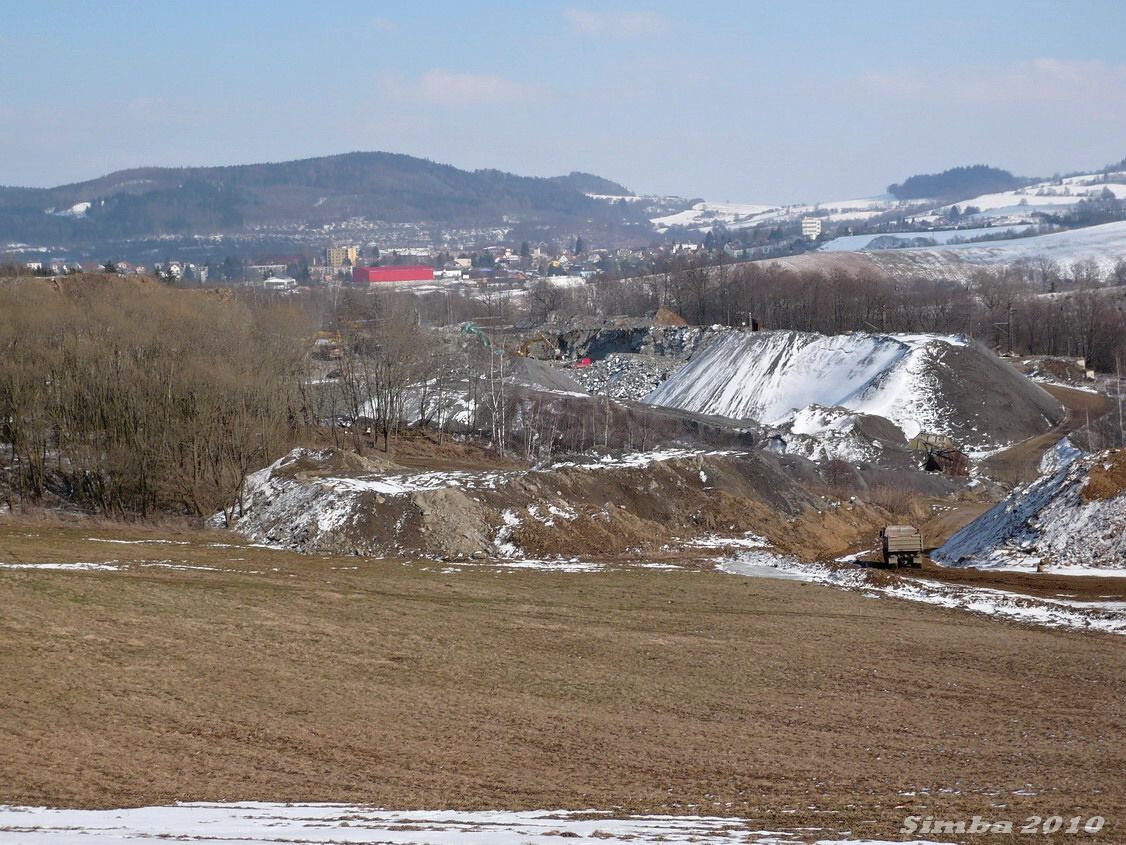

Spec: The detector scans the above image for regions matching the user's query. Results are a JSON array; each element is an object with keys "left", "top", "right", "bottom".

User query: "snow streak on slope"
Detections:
[
  {"left": 934, "top": 446, "right": 1126, "bottom": 574},
  {"left": 643, "top": 331, "right": 962, "bottom": 440}
]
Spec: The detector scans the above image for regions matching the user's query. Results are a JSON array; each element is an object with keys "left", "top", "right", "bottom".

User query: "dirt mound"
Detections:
[
  {"left": 1083, "top": 449, "right": 1126, "bottom": 502},
  {"left": 644, "top": 330, "right": 1063, "bottom": 454},
  {"left": 653, "top": 306, "right": 688, "bottom": 326},
  {"left": 272, "top": 448, "right": 396, "bottom": 479},
  {"left": 766, "top": 404, "right": 915, "bottom": 467},
  {"left": 222, "top": 446, "right": 890, "bottom": 561},
  {"left": 935, "top": 445, "right": 1126, "bottom": 573},
  {"left": 506, "top": 357, "right": 587, "bottom": 394}
]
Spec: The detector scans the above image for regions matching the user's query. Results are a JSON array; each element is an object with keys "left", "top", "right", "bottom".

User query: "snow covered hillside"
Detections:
[
  {"left": 643, "top": 330, "right": 1061, "bottom": 453},
  {"left": 819, "top": 224, "right": 1032, "bottom": 252},
  {"left": 934, "top": 445, "right": 1126, "bottom": 574},
  {"left": 641, "top": 168, "right": 1126, "bottom": 247},
  {"left": 649, "top": 195, "right": 911, "bottom": 233},
  {"left": 937, "top": 170, "right": 1126, "bottom": 222},
  {"left": 878, "top": 219, "right": 1126, "bottom": 276}
]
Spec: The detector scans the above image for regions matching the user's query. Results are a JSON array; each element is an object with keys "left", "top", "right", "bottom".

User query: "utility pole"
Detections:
[
  {"left": 1118, "top": 352, "right": 1124, "bottom": 447},
  {"left": 992, "top": 302, "right": 1015, "bottom": 355},
  {"left": 1009, "top": 303, "right": 1015, "bottom": 355}
]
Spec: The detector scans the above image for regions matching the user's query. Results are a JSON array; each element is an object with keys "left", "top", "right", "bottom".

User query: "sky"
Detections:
[{"left": 2, "top": 0, "right": 1126, "bottom": 203}]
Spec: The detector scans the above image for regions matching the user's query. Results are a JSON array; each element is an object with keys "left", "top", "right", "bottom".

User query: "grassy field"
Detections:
[{"left": 1, "top": 519, "right": 1123, "bottom": 841}]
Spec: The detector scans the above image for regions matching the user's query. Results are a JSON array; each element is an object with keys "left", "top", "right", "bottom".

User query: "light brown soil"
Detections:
[
  {"left": 1083, "top": 449, "right": 1126, "bottom": 502},
  {"left": 0, "top": 520, "right": 1122, "bottom": 843}
]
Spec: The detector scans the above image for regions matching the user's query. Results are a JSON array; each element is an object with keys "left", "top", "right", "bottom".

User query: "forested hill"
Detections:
[
  {"left": 548, "top": 171, "right": 633, "bottom": 195},
  {"left": 0, "top": 152, "right": 646, "bottom": 243},
  {"left": 887, "top": 165, "right": 1030, "bottom": 201}
]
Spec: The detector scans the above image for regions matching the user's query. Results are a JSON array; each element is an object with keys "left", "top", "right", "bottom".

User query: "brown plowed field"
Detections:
[{"left": 0, "top": 520, "right": 1122, "bottom": 843}]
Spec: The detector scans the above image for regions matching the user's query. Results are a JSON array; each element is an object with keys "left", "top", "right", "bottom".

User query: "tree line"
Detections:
[{"left": 0, "top": 276, "right": 310, "bottom": 520}]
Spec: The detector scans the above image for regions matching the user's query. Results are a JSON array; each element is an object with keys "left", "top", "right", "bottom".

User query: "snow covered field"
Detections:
[
  {"left": 819, "top": 225, "right": 1031, "bottom": 252},
  {"left": 887, "top": 219, "right": 1126, "bottom": 275},
  {"left": 0, "top": 803, "right": 953, "bottom": 845},
  {"left": 648, "top": 195, "right": 913, "bottom": 233}
]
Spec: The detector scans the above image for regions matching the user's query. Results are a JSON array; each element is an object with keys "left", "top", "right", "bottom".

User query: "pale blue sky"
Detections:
[{"left": 2, "top": 1, "right": 1125, "bottom": 202}]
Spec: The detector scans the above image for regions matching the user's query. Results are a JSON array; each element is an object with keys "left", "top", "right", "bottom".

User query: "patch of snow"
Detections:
[
  {"left": 1037, "top": 436, "right": 1084, "bottom": 475},
  {"left": 85, "top": 537, "right": 191, "bottom": 546},
  {"left": 0, "top": 561, "right": 122, "bottom": 572},
  {"left": 0, "top": 803, "right": 950, "bottom": 844},
  {"left": 49, "top": 201, "right": 91, "bottom": 218},
  {"left": 494, "top": 509, "right": 522, "bottom": 557},
  {"left": 718, "top": 551, "right": 1126, "bottom": 635},
  {"left": 773, "top": 404, "right": 892, "bottom": 463},
  {"left": 494, "top": 558, "right": 604, "bottom": 572},
  {"left": 684, "top": 533, "right": 771, "bottom": 550}
]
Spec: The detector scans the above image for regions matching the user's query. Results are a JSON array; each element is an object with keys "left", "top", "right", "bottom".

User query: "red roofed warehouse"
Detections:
[{"left": 352, "top": 265, "right": 435, "bottom": 284}]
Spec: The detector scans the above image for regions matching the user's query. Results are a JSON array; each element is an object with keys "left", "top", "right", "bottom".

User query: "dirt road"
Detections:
[{"left": 979, "top": 383, "right": 1111, "bottom": 486}]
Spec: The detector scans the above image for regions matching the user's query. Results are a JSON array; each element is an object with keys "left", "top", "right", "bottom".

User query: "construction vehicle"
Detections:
[
  {"left": 515, "top": 333, "right": 560, "bottom": 359},
  {"left": 881, "top": 525, "right": 923, "bottom": 568},
  {"left": 313, "top": 330, "right": 343, "bottom": 360}
]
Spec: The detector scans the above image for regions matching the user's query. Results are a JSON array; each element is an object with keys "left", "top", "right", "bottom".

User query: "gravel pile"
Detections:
[
  {"left": 567, "top": 325, "right": 729, "bottom": 401},
  {"left": 570, "top": 353, "right": 685, "bottom": 401}
]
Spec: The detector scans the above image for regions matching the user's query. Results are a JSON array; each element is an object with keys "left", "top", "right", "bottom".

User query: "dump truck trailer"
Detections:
[{"left": 881, "top": 525, "right": 923, "bottom": 568}]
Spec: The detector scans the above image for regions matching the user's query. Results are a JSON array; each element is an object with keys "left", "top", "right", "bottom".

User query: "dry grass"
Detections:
[{"left": 0, "top": 519, "right": 1123, "bottom": 843}]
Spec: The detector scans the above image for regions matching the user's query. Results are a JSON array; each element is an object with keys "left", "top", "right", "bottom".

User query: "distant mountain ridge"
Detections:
[{"left": 0, "top": 152, "right": 647, "bottom": 245}]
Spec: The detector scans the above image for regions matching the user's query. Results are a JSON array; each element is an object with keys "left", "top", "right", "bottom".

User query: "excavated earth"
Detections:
[{"left": 225, "top": 445, "right": 893, "bottom": 563}]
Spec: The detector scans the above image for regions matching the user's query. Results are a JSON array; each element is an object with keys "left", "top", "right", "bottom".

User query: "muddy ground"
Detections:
[{"left": 0, "top": 520, "right": 1122, "bottom": 844}]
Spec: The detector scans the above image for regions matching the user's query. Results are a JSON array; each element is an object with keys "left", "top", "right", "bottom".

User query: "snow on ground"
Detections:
[
  {"left": 0, "top": 559, "right": 274, "bottom": 575},
  {"left": 941, "top": 175, "right": 1126, "bottom": 218},
  {"left": 644, "top": 331, "right": 965, "bottom": 441},
  {"left": 651, "top": 200, "right": 779, "bottom": 231},
  {"left": 48, "top": 201, "right": 91, "bottom": 218},
  {"left": 0, "top": 803, "right": 952, "bottom": 845},
  {"left": 819, "top": 225, "right": 1031, "bottom": 252},
  {"left": 649, "top": 195, "right": 918, "bottom": 233},
  {"left": 0, "top": 561, "right": 122, "bottom": 572},
  {"left": 879, "top": 220, "right": 1126, "bottom": 276},
  {"left": 771, "top": 404, "right": 889, "bottom": 463},
  {"left": 717, "top": 550, "right": 1126, "bottom": 635},
  {"left": 934, "top": 445, "right": 1126, "bottom": 575},
  {"left": 680, "top": 531, "right": 772, "bottom": 550}
]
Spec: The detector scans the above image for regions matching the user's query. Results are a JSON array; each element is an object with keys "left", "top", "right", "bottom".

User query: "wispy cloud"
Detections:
[
  {"left": 381, "top": 70, "right": 541, "bottom": 105},
  {"left": 371, "top": 17, "right": 397, "bottom": 33},
  {"left": 857, "top": 58, "right": 1126, "bottom": 105},
  {"left": 563, "top": 8, "right": 671, "bottom": 37}
]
